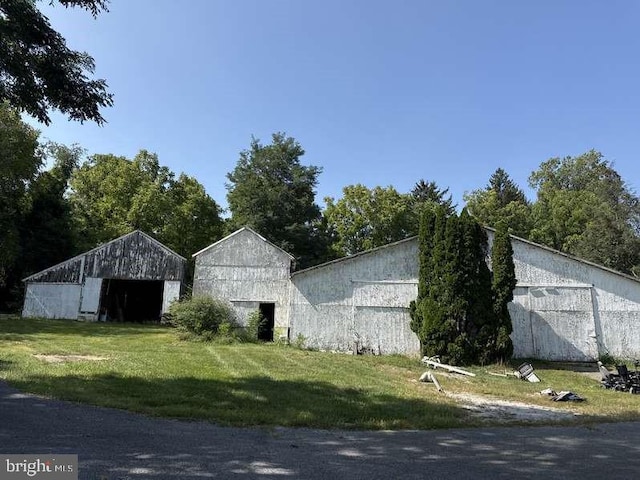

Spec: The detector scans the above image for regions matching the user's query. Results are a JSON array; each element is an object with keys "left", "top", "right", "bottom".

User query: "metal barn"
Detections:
[{"left": 22, "top": 230, "right": 185, "bottom": 322}]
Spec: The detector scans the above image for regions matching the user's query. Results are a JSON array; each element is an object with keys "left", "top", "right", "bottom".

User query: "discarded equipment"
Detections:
[
  {"left": 540, "top": 388, "right": 585, "bottom": 402},
  {"left": 515, "top": 362, "right": 541, "bottom": 383},
  {"left": 598, "top": 360, "right": 640, "bottom": 394},
  {"left": 421, "top": 356, "right": 476, "bottom": 377},
  {"left": 419, "top": 371, "right": 443, "bottom": 392}
]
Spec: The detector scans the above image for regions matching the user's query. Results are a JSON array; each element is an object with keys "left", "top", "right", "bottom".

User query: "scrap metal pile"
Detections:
[{"left": 598, "top": 360, "right": 640, "bottom": 394}]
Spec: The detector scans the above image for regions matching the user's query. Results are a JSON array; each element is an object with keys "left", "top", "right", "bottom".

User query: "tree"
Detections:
[
  {"left": 20, "top": 143, "right": 83, "bottom": 278},
  {"left": 489, "top": 221, "right": 516, "bottom": 362},
  {"left": 324, "top": 184, "right": 415, "bottom": 256},
  {"left": 411, "top": 179, "right": 455, "bottom": 216},
  {"left": 0, "top": 0, "right": 113, "bottom": 124},
  {"left": 410, "top": 208, "right": 513, "bottom": 365},
  {"left": 528, "top": 150, "right": 640, "bottom": 274},
  {"left": 226, "top": 133, "right": 326, "bottom": 267},
  {"left": 69, "top": 150, "right": 224, "bottom": 260},
  {"left": 0, "top": 102, "right": 41, "bottom": 294},
  {"left": 464, "top": 168, "right": 532, "bottom": 238}
]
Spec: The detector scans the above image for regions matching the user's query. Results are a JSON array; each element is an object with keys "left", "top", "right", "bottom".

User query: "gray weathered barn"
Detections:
[
  {"left": 193, "top": 227, "right": 640, "bottom": 361},
  {"left": 192, "top": 227, "right": 294, "bottom": 340},
  {"left": 22, "top": 230, "right": 185, "bottom": 322}
]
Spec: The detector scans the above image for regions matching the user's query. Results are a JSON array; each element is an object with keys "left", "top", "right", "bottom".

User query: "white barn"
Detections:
[
  {"left": 193, "top": 227, "right": 640, "bottom": 361},
  {"left": 22, "top": 231, "right": 185, "bottom": 322}
]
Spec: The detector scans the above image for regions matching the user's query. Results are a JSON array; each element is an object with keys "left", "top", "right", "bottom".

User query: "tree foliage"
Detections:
[
  {"left": 489, "top": 221, "right": 516, "bottom": 362},
  {"left": 528, "top": 150, "right": 640, "bottom": 274},
  {"left": 0, "top": 102, "right": 41, "bottom": 291},
  {"left": 464, "top": 168, "right": 532, "bottom": 237},
  {"left": 324, "top": 184, "right": 414, "bottom": 256},
  {"left": 410, "top": 207, "right": 514, "bottom": 365},
  {"left": 20, "top": 143, "right": 83, "bottom": 278},
  {"left": 411, "top": 179, "right": 455, "bottom": 216},
  {"left": 0, "top": 0, "right": 113, "bottom": 125},
  {"left": 226, "top": 133, "right": 328, "bottom": 267},
  {"left": 69, "top": 150, "right": 224, "bottom": 259}
]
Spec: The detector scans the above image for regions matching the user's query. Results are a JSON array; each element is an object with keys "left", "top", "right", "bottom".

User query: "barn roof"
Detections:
[
  {"left": 23, "top": 230, "right": 186, "bottom": 282},
  {"left": 192, "top": 226, "right": 295, "bottom": 260},
  {"left": 293, "top": 228, "right": 640, "bottom": 285}
]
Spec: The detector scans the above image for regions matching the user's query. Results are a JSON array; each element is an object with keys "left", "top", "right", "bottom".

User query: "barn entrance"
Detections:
[
  {"left": 258, "top": 302, "right": 275, "bottom": 341},
  {"left": 99, "top": 279, "right": 164, "bottom": 323}
]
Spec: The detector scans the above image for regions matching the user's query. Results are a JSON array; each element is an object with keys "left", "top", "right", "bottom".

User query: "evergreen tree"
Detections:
[
  {"left": 410, "top": 208, "right": 514, "bottom": 365},
  {"left": 490, "top": 221, "right": 516, "bottom": 361}
]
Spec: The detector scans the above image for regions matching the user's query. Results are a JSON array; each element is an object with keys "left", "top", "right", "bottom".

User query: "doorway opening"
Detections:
[
  {"left": 99, "top": 279, "right": 164, "bottom": 323},
  {"left": 258, "top": 302, "right": 275, "bottom": 341}
]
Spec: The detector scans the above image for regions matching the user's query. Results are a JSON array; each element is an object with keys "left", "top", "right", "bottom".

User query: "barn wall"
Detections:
[
  {"left": 488, "top": 232, "right": 640, "bottom": 360},
  {"left": 162, "top": 280, "right": 182, "bottom": 315},
  {"left": 193, "top": 229, "right": 292, "bottom": 332},
  {"left": 290, "top": 239, "right": 421, "bottom": 355},
  {"left": 22, "top": 283, "right": 81, "bottom": 319}
]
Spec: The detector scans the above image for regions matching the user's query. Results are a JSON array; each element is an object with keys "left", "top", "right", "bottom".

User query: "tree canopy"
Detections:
[
  {"left": 0, "top": 102, "right": 41, "bottom": 289},
  {"left": 0, "top": 0, "right": 113, "bottom": 124},
  {"left": 69, "top": 150, "right": 224, "bottom": 259},
  {"left": 324, "top": 185, "right": 414, "bottom": 256},
  {"left": 528, "top": 150, "right": 640, "bottom": 274},
  {"left": 226, "top": 132, "right": 327, "bottom": 267},
  {"left": 463, "top": 168, "right": 532, "bottom": 238}
]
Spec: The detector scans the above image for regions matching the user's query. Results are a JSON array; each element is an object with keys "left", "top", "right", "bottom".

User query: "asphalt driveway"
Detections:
[{"left": 1, "top": 381, "right": 639, "bottom": 479}]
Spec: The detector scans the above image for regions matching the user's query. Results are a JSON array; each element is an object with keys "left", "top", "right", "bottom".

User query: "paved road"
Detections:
[{"left": 1, "top": 381, "right": 639, "bottom": 479}]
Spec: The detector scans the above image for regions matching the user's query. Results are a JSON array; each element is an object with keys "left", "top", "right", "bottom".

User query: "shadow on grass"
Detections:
[
  {"left": 9, "top": 372, "right": 466, "bottom": 430},
  {"left": 0, "top": 317, "right": 168, "bottom": 339}
]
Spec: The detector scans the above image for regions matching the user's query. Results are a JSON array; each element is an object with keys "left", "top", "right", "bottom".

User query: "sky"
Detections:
[{"left": 28, "top": 0, "right": 640, "bottom": 213}]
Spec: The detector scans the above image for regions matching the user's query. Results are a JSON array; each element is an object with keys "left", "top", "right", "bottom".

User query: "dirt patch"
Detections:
[
  {"left": 449, "top": 392, "right": 580, "bottom": 422},
  {"left": 34, "top": 354, "right": 109, "bottom": 363}
]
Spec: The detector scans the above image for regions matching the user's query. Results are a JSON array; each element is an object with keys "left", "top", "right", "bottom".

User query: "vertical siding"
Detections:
[
  {"left": 22, "top": 284, "right": 82, "bottom": 319},
  {"left": 192, "top": 229, "right": 293, "bottom": 331},
  {"left": 290, "top": 239, "right": 421, "bottom": 355}
]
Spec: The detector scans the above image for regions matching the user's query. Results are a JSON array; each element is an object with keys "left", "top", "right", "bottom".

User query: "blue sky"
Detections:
[{"left": 29, "top": 0, "right": 640, "bottom": 213}]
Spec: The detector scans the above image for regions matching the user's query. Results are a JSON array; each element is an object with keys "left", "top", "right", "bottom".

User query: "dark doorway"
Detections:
[
  {"left": 99, "top": 279, "right": 164, "bottom": 323},
  {"left": 258, "top": 303, "right": 275, "bottom": 341}
]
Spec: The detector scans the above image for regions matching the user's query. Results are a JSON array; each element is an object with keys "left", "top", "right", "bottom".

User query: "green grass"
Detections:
[{"left": 0, "top": 317, "right": 638, "bottom": 429}]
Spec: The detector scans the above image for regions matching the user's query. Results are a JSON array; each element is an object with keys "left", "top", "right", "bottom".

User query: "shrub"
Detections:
[
  {"left": 168, "top": 296, "right": 236, "bottom": 337},
  {"left": 245, "top": 309, "right": 268, "bottom": 342}
]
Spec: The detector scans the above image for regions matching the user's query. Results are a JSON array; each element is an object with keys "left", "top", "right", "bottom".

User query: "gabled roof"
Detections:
[
  {"left": 292, "top": 227, "right": 640, "bottom": 285},
  {"left": 291, "top": 235, "right": 417, "bottom": 277},
  {"left": 483, "top": 226, "right": 640, "bottom": 285},
  {"left": 192, "top": 226, "right": 295, "bottom": 260},
  {"left": 23, "top": 230, "right": 186, "bottom": 282}
]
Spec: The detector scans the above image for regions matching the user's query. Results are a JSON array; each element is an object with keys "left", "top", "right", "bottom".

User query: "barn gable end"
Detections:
[
  {"left": 192, "top": 227, "right": 293, "bottom": 340},
  {"left": 22, "top": 231, "right": 185, "bottom": 322}
]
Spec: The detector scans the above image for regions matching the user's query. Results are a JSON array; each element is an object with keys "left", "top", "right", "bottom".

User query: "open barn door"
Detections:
[{"left": 100, "top": 279, "right": 164, "bottom": 323}]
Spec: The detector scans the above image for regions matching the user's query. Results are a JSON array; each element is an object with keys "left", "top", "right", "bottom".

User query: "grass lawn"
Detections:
[{"left": 0, "top": 317, "right": 637, "bottom": 430}]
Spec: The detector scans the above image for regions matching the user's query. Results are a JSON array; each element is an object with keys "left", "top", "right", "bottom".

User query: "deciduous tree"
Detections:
[
  {"left": 528, "top": 150, "right": 640, "bottom": 274},
  {"left": 324, "top": 185, "right": 414, "bottom": 256},
  {"left": 69, "top": 150, "right": 224, "bottom": 260},
  {"left": 0, "top": 103, "right": 41, "bottom": 294},
  {"left": 0, "top": 0, "right": 113, "bottom": 125}
]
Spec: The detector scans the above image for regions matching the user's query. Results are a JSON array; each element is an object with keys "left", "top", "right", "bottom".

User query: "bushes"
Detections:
[{"left": 167, "top": 296, "right": 238, "bottom": 340}]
